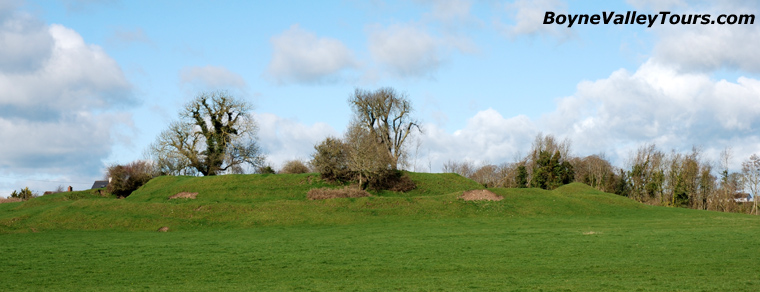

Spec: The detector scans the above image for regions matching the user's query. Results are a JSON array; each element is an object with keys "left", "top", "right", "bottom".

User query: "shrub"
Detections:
[
  {"left": 311, "top": 137, "right": 352, "bottom": 182},
  {"left": 386, "top": 174, "right": 416, "bottom": 192},
  {"left": 9, "top": 187, "right": 37, "bottom": 201},
  {"left": 365, "top": 170, "right": 416, "bottom": 192},
  {"left": 255, "top": 164, "right": 276, "bottom": 174},
  {"left": 106, "top": 160, "right": 156, "bottom": 198},
  {"left": 307, "top": 186, "right": 371, "bottom": 200},
  {"left": 280, "top": 160, "right": 310, "bottom": 174},
  {"left": 0, "top": 197, "right": 23, "bottom": 204}
]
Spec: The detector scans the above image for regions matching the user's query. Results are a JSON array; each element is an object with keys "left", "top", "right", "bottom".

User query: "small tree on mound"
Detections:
[
  {"left": 349, "top": 87, "right": 420, "bottom": 170},
  {"left": 530, "top": 150, "right": 574, "bottom": 190},
  {"left": 311, "top": 137, "right": 352, "bottom": 182}
]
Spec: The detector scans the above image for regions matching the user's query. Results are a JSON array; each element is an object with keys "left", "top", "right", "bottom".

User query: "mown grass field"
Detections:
[{"left": 1, "top": 173, "right": 759, "bottom": 291}]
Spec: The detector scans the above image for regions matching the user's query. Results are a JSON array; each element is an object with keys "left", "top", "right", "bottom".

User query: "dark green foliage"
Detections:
[
  {"left": 366, "top": 170, "right": 416, "bottom": 192},
  {"left": 613, "top": 169, "right": 630, "bottom": 197},
  {"left": 311, "top": 137, "right": 352, "bottom": 182},
  {"left": 10, "top": 187, "right": 37, "bottom": 201},
  {"left": 516, "top": 165, "right": 528, "bottom": 188},
  {"left": 255, "top": 165, "right": 276, "bottom": 174},
  {"left": 106, "top": 160, "right": 156, "bottom": 198},
  {"left": 530, "top": 150, "right": 574, "bottom": 190}
]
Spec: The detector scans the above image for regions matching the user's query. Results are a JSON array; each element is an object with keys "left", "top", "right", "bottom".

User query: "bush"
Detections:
[
  {"left": 0, "top": 197, "right": 23, "bottom": 204},
  {"left": 10, "top": 187, "right": 37, "bottom": 201},
  {"left": 365, "top": 170, "right": 416, "bottom": 192},
  {"left": 255, "top": 164, "right": 276, "bottom": 174},
  {"left": 280, "top": 160, "right": 310, "bottom": 174},
  {"left": 307, "top": 186, "right": 371, "bottom": 200},
  {"left": 311, "top": 137, "right": 352, "bottom": 182},
  {"left": 387, "top": 174, "right": 416, "bottom": 192},
  {"left": 106, "top": 160, "right": 156, "bottom": 198}
]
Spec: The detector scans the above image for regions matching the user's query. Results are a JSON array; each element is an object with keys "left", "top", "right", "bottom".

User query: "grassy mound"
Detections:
[
  {"left": 0, "top": 174, "right": 683, "bottom": 233},
  {"left": 126, "top": 173, "right": 331, "bottom": 203},
  {"left": 3, "top": 175, "right": 760, "bottom": 290}
]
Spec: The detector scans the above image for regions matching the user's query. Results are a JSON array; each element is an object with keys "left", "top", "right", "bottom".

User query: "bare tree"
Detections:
[
  {"left": 572, "top": 153, "right": 616, "bottom": 192},
  {"left": 627, "top": 144, "right": 665, "bottom": 203},
  {"left": 349, "top": 87, "right": 420, "bottom": 170},
  {"left": 148, "top": 91, "right": 264, "bottom": 176},
  {"left": 442, "top": 160, "right": 475, "bottom": 178},
  {"left": 714, "top": 147, "right": 738, "bottom": 212},
  {"left": 742, "top": 154, "right": 760, "bottom": 215},
  {"left": 470, "top": 164, "right": 501, "bottom": 188}
]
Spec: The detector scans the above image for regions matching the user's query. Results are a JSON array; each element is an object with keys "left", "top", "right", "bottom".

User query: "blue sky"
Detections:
[{"left": 1, "top": 0, "right": 759, "bottom": 194}]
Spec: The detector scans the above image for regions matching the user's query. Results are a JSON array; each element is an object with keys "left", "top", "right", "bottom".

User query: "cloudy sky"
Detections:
[{"left": 1, "top": 0, "right": 759, "bottom": 195}]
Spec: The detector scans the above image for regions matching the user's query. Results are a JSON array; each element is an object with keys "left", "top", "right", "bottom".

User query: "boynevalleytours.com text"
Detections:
[{"left": 543, "top": 11, "right": 756, "bottom": 28}]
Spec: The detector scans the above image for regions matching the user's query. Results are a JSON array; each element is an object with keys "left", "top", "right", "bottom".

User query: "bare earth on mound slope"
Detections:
[
  {"left": 169, "top": 192, "right": 198, "bottom": 200},
  {"left": 307, "top": 187, "right": 371, "bottom": 200},
  {"left": 0, "top": 197, "right": 23, "bottom": 204},
  {"left": 459, "top": 190, "right": 503, "bottom": 201}
]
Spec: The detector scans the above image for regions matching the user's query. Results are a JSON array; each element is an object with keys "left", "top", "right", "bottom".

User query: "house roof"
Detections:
[{"left": 91, "top": 180, "right": 109, "bottom": 189}]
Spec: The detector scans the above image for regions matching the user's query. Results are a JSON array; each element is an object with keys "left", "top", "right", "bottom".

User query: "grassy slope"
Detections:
[
  {"left": 0, "top": 172, "right": 485, "bottom": 232},
  {"left": 2, "top": 174, "right": 760, "bottom": 290}
]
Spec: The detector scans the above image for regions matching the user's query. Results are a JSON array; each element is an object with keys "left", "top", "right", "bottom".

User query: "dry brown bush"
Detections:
[
  {"left": 307, "top": 186, "right": 371, "bottom": 200},
  {"left": 0, "top": 197, "right": 23, "bottom": 204},
  {"left": 280, "top": 160, "right": 310, "bottom": 174}
]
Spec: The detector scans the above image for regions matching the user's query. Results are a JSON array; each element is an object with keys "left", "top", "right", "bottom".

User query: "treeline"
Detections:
[{"left": 443, "top": 134, "right": 760, "bottom": 215}]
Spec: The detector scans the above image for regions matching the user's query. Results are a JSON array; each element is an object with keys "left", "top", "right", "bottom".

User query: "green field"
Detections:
[{"left": 1, "top": 173, "right": 759, "bottom": 290}]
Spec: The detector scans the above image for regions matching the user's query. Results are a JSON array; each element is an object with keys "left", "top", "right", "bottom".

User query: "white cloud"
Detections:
[
  {"left": 0, "top": 24, "right": 134, "bottom": 115},
  {"left": 368, "top": 23, "right": 442, "bottom": 78},
  {"left": 0, "top": 11, "right": 54, "bottom": 73},
  {"left": 265, "top": 24, "right": 358, "bottom": 84},
  {"left": 652, "top": 17, "right": 760, "bottom": 73},
  {"left": 498, "top": 0, "right": 573, "bottom": 39},
  {"left": 543, "top": 59, "right": 760, "bottom": 167},
  {"left": 254, "top": 113, "right": 339, "bottom": 169},
  {"left": 419, "top": 109, "right": 538, "bottom": 170},
  {"left": 251, "top": 109, "right": 538, "bottom": 173},
  {"left": 0, "top": 6, "right": 134, "bottom": 192},
  {"left": 0, "top": 0, "right": 21, "bottom": 18},
  {"left": 180, "top": 65, "right": 248, "bottom": 91}
]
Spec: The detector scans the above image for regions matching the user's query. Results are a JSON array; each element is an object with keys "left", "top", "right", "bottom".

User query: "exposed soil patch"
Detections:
[
  {"left": 307, "top": 186, "right": 371, "bottom": 200},
  {"left": 459, "top": 189, "right": 503, "bottom": 201},
  {"left": 0, "top": 197, "right": 23, "bottom": 204},
  {"left": 169, "top": 192, "right": 198, "bottom": 200}
]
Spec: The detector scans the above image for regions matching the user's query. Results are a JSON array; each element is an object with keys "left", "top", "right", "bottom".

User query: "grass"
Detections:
[
  {"left": 2, "top": 215, "right": 759, "bottom": 291},
  {"left": 1, "top": 173, "right": 759, "bottom": 290}
]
